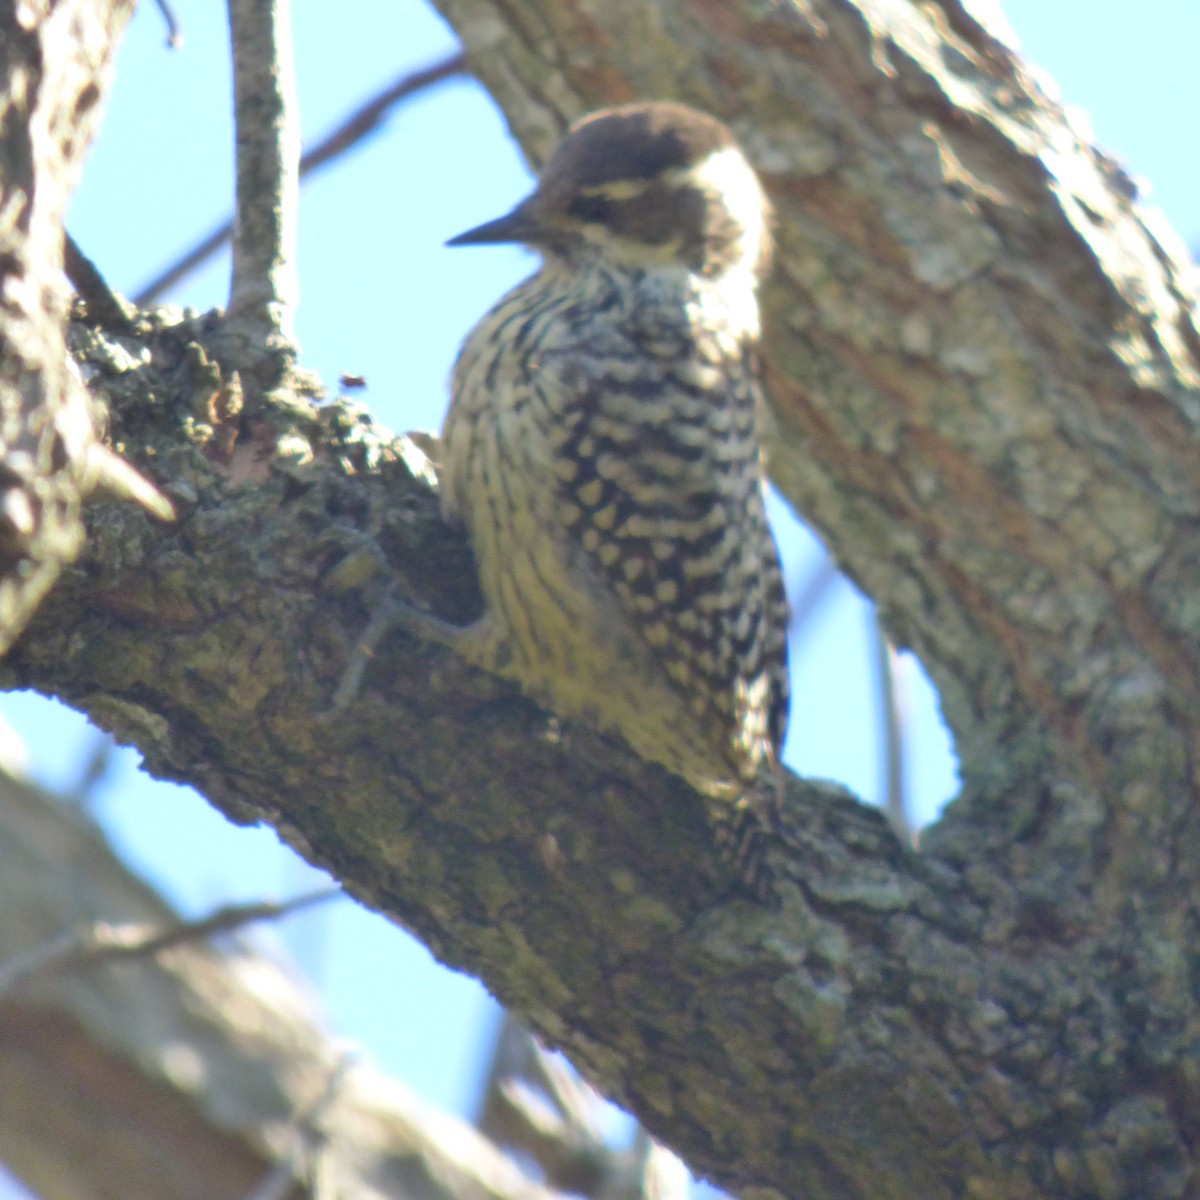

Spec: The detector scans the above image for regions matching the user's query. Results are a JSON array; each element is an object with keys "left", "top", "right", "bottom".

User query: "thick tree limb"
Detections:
[
  {"left": 2, "top": 1, "right": 1199, "bottom": 1198},
  {"left": 0, "top": 0, "right": 171, "bottom": 654},
  {"left": 0, "top": 770, "right": 557, "bottom": 1200},
  {"left": 431, "top": 0, "right": 1200, "bottom": 845}
]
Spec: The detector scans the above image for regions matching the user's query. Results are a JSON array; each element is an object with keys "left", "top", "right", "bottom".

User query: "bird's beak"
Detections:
[{"left": 446, "top": 198, "right": 539, "bottom": 247}]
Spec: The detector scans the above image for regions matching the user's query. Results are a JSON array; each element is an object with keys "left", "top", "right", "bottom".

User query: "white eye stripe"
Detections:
[{"left": 668, "top": 146, "right": 768, "bottom": 278}]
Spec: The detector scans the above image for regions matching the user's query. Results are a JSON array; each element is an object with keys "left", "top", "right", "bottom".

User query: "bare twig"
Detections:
[
  {"left": 478, "top": 1015, "right": 601, "bottom": 1189},
  {"left": 135, "top": 221, "right": 232, "bottom": 308},
  {"left": 869, "top": 612, "right": 912, "bottom": 843},
  {"left": 631, "top": 1129, "right": 689, "bottom": 1200},
  {"left": 243, "top": 1055, "right": 353, "bottom": 1200},
  {"left": 297, "top": 51, "right": 467, "bottom": 178},
  {"left": 479, "top": 1012, "right": 596, "bottom": 1143},
  {"left": 478, "top": 1012, "right": 686, "bottom": 1199},
  {"left": 788, "top": 553, "right": 839, "bottom": 640},
  {"left": 0, "top": 886, "right": 338, "bottom": 998},
  {"left": 518, "top": 1031, "right": 600, "bottom": 1137},
  {"left": 62, "top": 728, "right": 115, "bottom": 810},
  {"left": 84, "top": 439, "right": 177, "bottom": 521},
  {"left": 477, "top": 1011, "right": 540, "bottom": 1139},
  {"left": 225, "top": 0, "right": 301, "bottom": 363},
  {"left": 153, "top": 0, "right": 183, "bottom": 47},
  {"left": 64, "top": 233, "right": 135, "bottom": 329},
  {"left": 135, "top": 52, "right": 468, "bottom": 306}
]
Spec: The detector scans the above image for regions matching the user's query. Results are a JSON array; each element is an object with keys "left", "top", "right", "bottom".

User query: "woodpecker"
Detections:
[{"left": 435, "top": 101, "right": 790, "bottom": 892}]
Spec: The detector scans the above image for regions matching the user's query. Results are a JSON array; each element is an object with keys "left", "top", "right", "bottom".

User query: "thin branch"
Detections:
[
  {"left": 869, "top": 611, "right": 912, "bottom": 843},
  {"left": 64, "top": 233, "right": 134, "bottom": 329},
  {"left": 477, "top": 1012, "right": 553, "bottom": 1142},
  {"left": 519, "top": 1032, "right": 600, "bottom": 1138},
  {"left": 225, "top": 0, "right": 301, "bottom": 361},
  {"left": 787, "top": 553, "right": 839, "bottom": 640},
  {"left": 135, "top": 52, "right": 468, "bottom": 306},
  {"left": 477, "top": 1013, "right": 686, "bottom": 1200},
  {"left": 242, "top": 1055, "right": 353, "bottom": 1200},
  {"left": 84, "top": 438, "right": 177, "bottom": 522},
  {"left": 296, "top": 51, "right": 468, "bottom": 178},
  {"left": 0, "top": 771, "right": 559, "bottom": 1200},
  {"left": 0, "top": 886, "right": 338, "bottom": 998},
  {"left": 62, "top": 727, "right": 115, "bottom": 810},
  {"left": 134, "top": 221, "right": 231, "bottom": 308},
  {"left": 630, "top": 1130, "right": 688, "bottom": 1200},
  {"left": 152, "top": 0, "right": 183, "bottom": 47}
]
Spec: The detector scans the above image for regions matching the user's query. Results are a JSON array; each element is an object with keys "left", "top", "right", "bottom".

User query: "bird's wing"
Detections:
[{"left": 545, "top": 352, "right": 790, "bottom": 779}]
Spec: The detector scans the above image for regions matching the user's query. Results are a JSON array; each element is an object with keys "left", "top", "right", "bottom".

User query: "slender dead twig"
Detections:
[
  {"left": 64, "top": 233, "right": 135, "bottom": 329},
  {"left": 788, "top": 552, "right": 839, "bottom": 640},
  {"left": 0, "top": 886, "right": 339, "bottom": 999},
  {"left": 296, "top": 51, "right": 468, "bottom": 179},
  {"left": 62, "top": 727, "right": 116, "bottom": 811},
  {"left": 153, "top": 0, "right": 184, "bottom": 48},
  {"left": 869, "top": 611, "right": 913, "bottom": 842},
  {"left": 242, "top": 1055, "right": 353, "bottom": 1200},
  {"left": 477, "top": 1012, "right": 687, "bottom": 1199},
  {"left": 630, "top": 1128, "right": 689, "bottom": 1200},
  {"left": 135, "top": 52, "right": 468, "bottom": 306}
]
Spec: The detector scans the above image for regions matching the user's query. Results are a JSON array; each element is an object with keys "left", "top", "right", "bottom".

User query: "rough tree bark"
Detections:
[
  {"left": 0, "top": 0, "right": 170, "bottom": 655},
  {"left": 2, "top": 2, "right": 1198, "bottom": 1199}
]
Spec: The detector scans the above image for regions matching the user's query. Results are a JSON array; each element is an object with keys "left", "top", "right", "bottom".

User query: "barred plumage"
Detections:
[{"left": 439, "top": 102, "right": 789, "bottom": 888}]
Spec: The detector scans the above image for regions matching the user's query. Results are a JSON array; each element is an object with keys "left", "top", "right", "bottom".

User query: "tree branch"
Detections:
[
  {"left": 432, "top": 0, "right": 1200, "bottom": 844},
  {"left": 3, "top": 1, "right": 1198, "bottom": 1197},
  {"left": 0, "top": 0, "right": 170, "bottom": 654},
  {"left": 869, "top": 616, "right": 912, "bottom": 842},
  {"left": 0, "top": 770, "right": 558, "bottom": 1200},
  {"left": 0, "top": 888, "right": 336, "bottom": 998},
  {"left": 132, "top": 52, "right": 469, "bottom": 307},
  {"left": 225, "top": 0, "right": 301, "bottom": 368},
  {"left": 476, "top": 1013, "right": 688, "bottom": 1199}
]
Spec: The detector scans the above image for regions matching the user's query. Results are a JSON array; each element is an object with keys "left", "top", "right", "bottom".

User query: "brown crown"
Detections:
[{"left": 449, "top": 102, "right": 771, "bottom": 279}]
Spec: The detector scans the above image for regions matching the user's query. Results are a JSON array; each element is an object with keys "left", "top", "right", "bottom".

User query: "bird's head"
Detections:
[{"left": 448, "top": 102, "right": 772, "bottom": 281}]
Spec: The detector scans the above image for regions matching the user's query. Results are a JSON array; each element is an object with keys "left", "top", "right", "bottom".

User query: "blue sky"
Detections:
[{"left": 2, "top": 0, "right": 1195, "bottom": 1163}]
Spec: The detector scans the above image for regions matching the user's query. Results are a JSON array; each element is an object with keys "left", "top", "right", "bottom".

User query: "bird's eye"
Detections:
[{"left": 569, "top": 194, "right": 613, "bottom": 224}]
